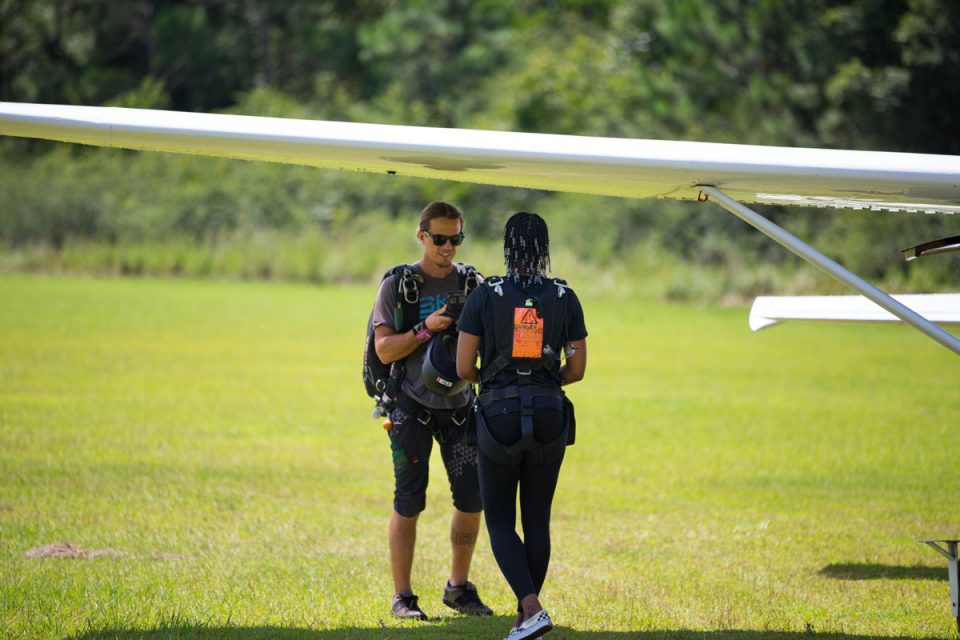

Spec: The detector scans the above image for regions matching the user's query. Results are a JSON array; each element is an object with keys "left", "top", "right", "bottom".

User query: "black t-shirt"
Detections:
[{"left": 458, "top": 277, "right": 587, "bottom": 389}]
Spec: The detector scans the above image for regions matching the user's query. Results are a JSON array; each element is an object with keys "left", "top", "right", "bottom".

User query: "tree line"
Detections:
[{"left": 1, "top": 0, "right": 957, "bottom": 296}]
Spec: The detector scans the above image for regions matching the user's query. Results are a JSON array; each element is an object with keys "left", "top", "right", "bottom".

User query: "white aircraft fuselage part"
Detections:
[{"left": 1, "top": 102, "right": 959, "bottom": 213}]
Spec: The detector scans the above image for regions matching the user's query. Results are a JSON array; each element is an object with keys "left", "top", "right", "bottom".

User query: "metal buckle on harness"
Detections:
[
  {"left": 416, "top": 412, "right": 432, "bottom": 426},
  {"left": 399, "top": 269, "right": 418, "bottom": 304},
  {"left": 451, "top": 412, "right": 467, "bottom": 426},
  {"left": 464, "top": 268, "right": 479, "bottom": 295},
  {"left": 516, "top": 368, "right": 532, "bottom": 378}
]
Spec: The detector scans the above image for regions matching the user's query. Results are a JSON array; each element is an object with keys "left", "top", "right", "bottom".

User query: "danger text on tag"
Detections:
[{"left": 512, "top": 307, "right": 544, "bottom": 358}]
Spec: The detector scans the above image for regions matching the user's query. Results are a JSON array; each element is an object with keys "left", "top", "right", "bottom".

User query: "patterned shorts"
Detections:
[{"left": 387, "top": 404, "right": 481, "bottom": 517}]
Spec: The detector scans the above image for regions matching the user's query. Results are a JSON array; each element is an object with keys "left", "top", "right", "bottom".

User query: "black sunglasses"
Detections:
[{"left": 422, "top": 230, "right": 465, "bottom": 246}]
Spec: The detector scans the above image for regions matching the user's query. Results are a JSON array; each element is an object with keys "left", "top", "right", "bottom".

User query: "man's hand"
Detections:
[
  {"left": 425, "top": 305, "right": 455, "bottom": 332},
  {"left": 375, "top": 305, "right": 456, "bottom": 365}
]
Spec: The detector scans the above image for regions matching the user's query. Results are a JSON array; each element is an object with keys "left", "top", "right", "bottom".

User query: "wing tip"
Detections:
[
  {"left": 749, "top": 297, "right": 781, "bottom": 331},
  {"left": 749, "top": 315, "right": 780, "bottom": 332}
]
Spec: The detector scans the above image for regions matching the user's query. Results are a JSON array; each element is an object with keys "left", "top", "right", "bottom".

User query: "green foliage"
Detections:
[
  {"left": 817, "top": 0, "right": 960, "bottom": 153},
  {"left": 1, "top": 0, "right": 959, "bottom": 297}
]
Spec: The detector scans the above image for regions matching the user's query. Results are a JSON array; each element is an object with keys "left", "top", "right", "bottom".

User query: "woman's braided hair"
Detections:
[{"left": 504, "top": 211, "right": 550, "bottom": 287}]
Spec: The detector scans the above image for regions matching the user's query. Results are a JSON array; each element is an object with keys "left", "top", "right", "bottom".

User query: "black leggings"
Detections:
[{"left": 477, "top": 397, "right": 565, "bottom": 609}]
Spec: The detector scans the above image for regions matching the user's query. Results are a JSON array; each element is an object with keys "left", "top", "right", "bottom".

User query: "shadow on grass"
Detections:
[
  {"left": 68, "top": 621, "right": 947, "bottom": 640},
  {"left": 820, "top": 563, "right": 946, "bottom": 581}
]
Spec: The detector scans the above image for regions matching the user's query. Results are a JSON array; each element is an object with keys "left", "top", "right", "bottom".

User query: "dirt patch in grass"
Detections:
[{"left": 24, "top": 541, "right": 121, "bottom": 559}]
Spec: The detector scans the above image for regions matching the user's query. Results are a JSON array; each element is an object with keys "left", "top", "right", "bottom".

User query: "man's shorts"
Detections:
[{"left": 387, "top": 404, "right": 482, "bottom": 517}]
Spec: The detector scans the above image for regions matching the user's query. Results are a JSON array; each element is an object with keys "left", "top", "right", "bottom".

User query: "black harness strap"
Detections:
[
  {"left": 475, "top": 379, "right": 568, "bottom": 463},
  {"left": 479, "top": 352, "right": 560, "bottom": 386},
  {"left": 478, "top": 385, "right": 563, "bottom": 404},
  {"left": 517, "top": 369, "right": 535, "bottom": 451},
  {"left": 395, "top": 392, "right": 433, "bottom": 426},
  {"left": 474, "top": 392, "right": 570, "bottom": 464},
  {"left": 394, "top": 392, "right": 471, "bottom": 444},
  {"left": 479, "top": 354, "right": 510, "bottom": 385}
]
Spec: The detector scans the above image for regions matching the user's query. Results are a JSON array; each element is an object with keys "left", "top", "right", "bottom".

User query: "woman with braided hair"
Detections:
[{"left": 457, "top": 212, "right": 588, "bottom": 640}]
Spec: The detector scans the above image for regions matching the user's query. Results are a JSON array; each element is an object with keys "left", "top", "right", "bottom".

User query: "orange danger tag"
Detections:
[{"left": 512, "top": 307, "right": 544, "bottom": 358}]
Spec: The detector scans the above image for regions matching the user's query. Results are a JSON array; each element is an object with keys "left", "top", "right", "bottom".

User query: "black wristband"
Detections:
[{"left": 413, "top": 321, "right": 433, "bottom": 343}]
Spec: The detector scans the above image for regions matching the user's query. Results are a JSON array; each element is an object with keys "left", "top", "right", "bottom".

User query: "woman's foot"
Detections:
[{"left": 511, "top": 609, "right": 553, "bottom": 639}]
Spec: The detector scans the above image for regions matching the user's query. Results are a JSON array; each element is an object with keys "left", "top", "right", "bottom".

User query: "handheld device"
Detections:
[{"left": 443, "top": 289, "right": 467, "bottom": 320}]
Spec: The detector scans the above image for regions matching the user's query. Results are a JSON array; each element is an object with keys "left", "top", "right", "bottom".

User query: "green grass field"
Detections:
[{"left": 1, "top": 274, "right": 957, "bottom": 640}]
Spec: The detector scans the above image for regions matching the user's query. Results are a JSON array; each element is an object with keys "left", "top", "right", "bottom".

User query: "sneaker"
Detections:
[
  {"left": 392, "top": 593, "right": 430, "bottom": 621},
  {"left": 503, "top": 612, "right": 523, "bottom": 638},
  {"left": 512, "top": 609, "right": 553, "bottom": 640},
  {"left": 442, "top": 580, "right": 494, "bottom": 616}
]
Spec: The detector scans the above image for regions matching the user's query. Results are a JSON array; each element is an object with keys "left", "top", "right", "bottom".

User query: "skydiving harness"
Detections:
[
  {"left": 362, "top": 262, "right": 479, "bottom": 424},
  {"left": 393, "top": 391, "right": 472, "bottom": 444},
  {"left": 474, "top": 276, "right": 576, "bottom": 464}
]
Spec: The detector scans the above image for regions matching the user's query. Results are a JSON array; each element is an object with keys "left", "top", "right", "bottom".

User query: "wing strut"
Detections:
[{"left": 699, "top": 186, "right": 960, "bottom": 357}]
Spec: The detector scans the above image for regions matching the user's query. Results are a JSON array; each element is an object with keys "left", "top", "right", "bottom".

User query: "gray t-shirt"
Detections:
[{"left": 372, "top": 264, "right": 472, "bottom": 410}]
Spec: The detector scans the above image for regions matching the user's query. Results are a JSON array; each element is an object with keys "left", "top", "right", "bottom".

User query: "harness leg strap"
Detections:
[{"left": 517, "top": 370, "right": 535, "bottom": 451}]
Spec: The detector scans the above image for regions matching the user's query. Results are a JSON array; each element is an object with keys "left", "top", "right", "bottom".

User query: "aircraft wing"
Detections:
[{"left": 1, "top": 102, "right": 959, "bottom": 214}]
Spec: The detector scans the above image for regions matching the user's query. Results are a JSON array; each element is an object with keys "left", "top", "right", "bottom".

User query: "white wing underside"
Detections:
[
  {"left": 1, "top": 102, "right": 959, "bottom": 214},
  {"left": 750, "top": 294, "right": 960, "bottom": 331}
]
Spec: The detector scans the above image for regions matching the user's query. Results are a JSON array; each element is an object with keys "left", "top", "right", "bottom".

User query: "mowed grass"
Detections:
[{"left": 0, "top": 273, "right": 957, "bottom": 640}]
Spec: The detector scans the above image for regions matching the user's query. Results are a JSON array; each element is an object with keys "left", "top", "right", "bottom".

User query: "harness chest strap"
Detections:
[{"left": 479, "top": 353, "right": 558, "bottom": 385}]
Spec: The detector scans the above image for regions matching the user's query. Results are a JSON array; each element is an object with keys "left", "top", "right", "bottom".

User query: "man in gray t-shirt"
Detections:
[
  {"left": 373, "top": 264, "right": 471, "bottom": 411},
  {"left": 372, "top": 201, "right": 492, "bottom": 621}
]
